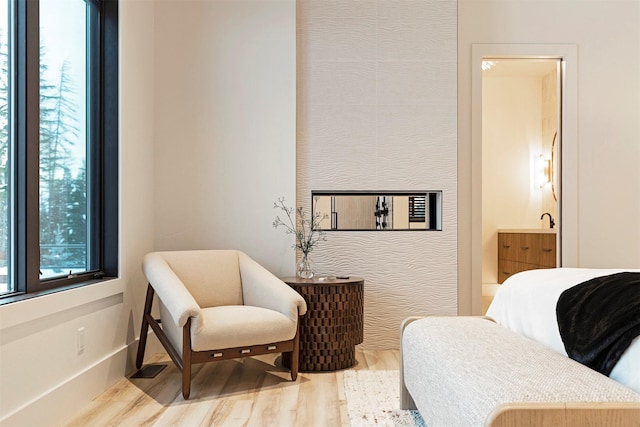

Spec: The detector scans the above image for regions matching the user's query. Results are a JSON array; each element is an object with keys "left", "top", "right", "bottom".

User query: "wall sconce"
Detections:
[{"left": 538, "top": 154, "right": 552, "bottom": 188}]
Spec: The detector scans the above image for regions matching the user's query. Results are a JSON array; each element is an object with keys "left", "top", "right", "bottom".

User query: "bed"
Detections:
[{"left": 486, "top": 267, "right": 640, "bottom": 394}]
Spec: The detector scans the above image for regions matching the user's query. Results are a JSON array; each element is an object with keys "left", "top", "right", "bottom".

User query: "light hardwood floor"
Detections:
[{"left": 61, "top": 348, "right": 399, "bottom": 427}]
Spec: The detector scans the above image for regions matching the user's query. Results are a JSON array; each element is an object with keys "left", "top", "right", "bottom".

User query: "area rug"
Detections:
[{"left": 343, "top": 370, "right": 427, "bottom": 427}]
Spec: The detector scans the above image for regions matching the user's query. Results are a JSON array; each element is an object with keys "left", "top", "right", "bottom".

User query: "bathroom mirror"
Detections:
[{"left": 312, "top": 191, "right": 442, "bottom": 231}]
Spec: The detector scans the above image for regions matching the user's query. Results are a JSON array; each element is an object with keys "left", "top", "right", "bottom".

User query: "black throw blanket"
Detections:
[{"left": 556, "top": 271, "right": 640, "bottom": 376}]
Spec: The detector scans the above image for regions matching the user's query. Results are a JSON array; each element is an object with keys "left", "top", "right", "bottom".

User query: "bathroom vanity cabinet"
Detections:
[{"left": 497, "top": 230, "right": 556, "bottom": 284}]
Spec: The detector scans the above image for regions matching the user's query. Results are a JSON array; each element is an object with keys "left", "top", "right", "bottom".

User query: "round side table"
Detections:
[{"left": 282, "top": 276, "right": 364, "bottom": 372}]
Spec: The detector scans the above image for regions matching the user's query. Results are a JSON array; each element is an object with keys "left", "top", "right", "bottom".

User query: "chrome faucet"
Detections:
[{"left": 540, "top": 212, "right": 555, "bottom": 229}]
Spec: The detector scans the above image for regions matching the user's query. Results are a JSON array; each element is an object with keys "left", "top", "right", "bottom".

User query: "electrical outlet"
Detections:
[{"left": 77, "top": 327, "right": 85, "bottom": 354}]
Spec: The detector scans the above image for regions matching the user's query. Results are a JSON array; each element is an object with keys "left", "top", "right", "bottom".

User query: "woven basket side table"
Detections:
[{"left": 281, "top": 276, "right": 364, "bottom": 372}]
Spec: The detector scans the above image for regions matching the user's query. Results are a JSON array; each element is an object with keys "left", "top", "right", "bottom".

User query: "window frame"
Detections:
[{"left": 2, "top": 0, "right": 118, "bottom": 303}]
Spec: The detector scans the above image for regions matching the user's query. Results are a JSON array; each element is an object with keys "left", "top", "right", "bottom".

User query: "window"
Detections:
[
  {"left": 0, "top": 0, "right": 118, "bottom": 302},
  {"left": 408, "top": 196, "right": 426, "bottom": 223}
]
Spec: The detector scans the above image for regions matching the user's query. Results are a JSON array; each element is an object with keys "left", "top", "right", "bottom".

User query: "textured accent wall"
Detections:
[{"left": 297, "top": 0, "right": 458, "bottom": 348}]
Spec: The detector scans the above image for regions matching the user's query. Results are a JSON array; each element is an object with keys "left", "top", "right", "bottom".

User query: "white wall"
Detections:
[
  {"left": 458, "top": 0, "right": 640, "bottom": 315},
  {"left": 482, "top": 75, "right": 544, "bottom": 284},
  {"left": 0, "top": 1, "right": 157, "bottom": 425},
  {"left": 298, "top": 0, "right": 458, "bottom": 348},
  {"left": 541, "top": 68, "right": 558, "bottom": 218},
  {"left": 153, "top": 0, "right": 297, "bottom": 277}
]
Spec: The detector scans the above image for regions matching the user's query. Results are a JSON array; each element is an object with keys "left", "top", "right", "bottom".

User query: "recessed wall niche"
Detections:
[{"left": 312, "top": 191, "right": 443, "bottom": 231}]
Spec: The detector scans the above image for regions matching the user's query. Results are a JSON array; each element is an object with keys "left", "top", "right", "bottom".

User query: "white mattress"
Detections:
[{"left": 486, "top": 268, "right": 640, "bottom": 394}]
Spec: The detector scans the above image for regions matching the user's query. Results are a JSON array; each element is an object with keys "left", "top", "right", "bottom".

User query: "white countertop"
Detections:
[{"left": 498, "top": 228, "right": 557, "bottom": 234}]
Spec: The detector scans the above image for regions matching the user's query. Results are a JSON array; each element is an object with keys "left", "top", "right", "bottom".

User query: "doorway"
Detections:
[
  {"left": 467, "top": 43, "right": 578, "bottom": 316},
  {"left": 481, "top": 58, "right": 561, "bottom": 312}
]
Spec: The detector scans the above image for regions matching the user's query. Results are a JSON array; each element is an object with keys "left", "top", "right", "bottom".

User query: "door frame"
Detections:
[{"left": 469, "top": 44, "right": 578, "bottom": 314}]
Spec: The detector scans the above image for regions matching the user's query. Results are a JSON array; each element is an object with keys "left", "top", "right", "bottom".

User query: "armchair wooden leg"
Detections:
[
  {"left": 290, "top": 324, "right": 300, "bottom": 381},
  {"left": 136, "top": 284, "right": 155, "bottom": 369},
  {"left": 182, "top": 319, "right": 192, "bottom": 399}
]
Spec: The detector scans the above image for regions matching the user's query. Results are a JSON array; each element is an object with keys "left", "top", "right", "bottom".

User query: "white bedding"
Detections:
[{"left": 486, "top": 267, "right": 640, "bottom": 394}]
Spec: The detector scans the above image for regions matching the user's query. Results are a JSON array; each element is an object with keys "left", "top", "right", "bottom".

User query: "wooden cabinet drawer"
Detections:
[
  {"left": 498, "top": 232, "right": 556, "bottom": 263},
  {"left": 498, "top": 233, "right": 518, "bottom": 261},
  {"left": 530, "top": 233, "right": 556, "bottom": 267},
  {"left": 498, "top": 259, "right": 524, "bottom": 284},
  {"left": 498, "top": 259, "right": 554, "bottom": 284},
  {"left": 518, "top": 233, "right": 547, "bottom": 265},
  {"left": 497, "top": 231, "right": 557, "bottom": 283}
]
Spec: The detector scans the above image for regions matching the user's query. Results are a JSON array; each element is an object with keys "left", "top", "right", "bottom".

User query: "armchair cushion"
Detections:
[
  {"left": 154, "top": 250, "right": 243, "bottom": 308},
  {"left": 192, "top": 305, "right": 298, "bottom": 351}
]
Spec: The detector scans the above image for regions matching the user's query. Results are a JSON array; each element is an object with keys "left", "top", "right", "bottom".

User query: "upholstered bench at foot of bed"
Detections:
[{"left": 400, "top": 316, "right": 640, "bottom": 427}]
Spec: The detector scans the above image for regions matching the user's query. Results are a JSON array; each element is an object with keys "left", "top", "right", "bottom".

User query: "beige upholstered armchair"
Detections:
[{"left": 135, "top": 250, "right": 307, "bottom": 399}]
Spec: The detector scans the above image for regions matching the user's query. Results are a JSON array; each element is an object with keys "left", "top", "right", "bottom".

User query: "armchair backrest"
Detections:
[{"left": 160, "top": 250, "right": 243, "bottom": 308}]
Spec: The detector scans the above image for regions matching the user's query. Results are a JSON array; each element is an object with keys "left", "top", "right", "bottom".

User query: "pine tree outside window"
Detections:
[{"left": 0, "top": 0, "right": 118, "bottom": 301}]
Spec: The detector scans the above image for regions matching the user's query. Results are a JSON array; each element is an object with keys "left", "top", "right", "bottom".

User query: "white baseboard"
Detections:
[{"left": 0, "top": 334, "right": 165, "bottom": 427}]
